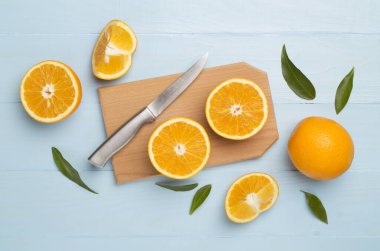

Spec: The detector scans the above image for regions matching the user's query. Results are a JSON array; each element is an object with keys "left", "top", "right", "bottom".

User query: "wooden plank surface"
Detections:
[
  {"left": 1, "top": 169, "right": 379, "bottom": 237},
  {"left": 99, "top": 63, "right": 278, "bottom": 183},
  {"left": 0, "top": 0, "right": 379, "bottom": 250},
  {"left": 1, "top": 0, "right": 379, "bottom": 34},
  {"left": 1, "top": 34, "right": 380, "bottom": 104}
]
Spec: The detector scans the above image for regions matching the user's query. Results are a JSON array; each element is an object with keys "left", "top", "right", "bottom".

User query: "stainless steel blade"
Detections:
[{"left": 147, "top": 53, "right": 208, "bottom": 117}]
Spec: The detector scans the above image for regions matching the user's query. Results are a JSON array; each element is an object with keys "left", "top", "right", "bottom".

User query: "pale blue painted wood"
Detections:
[
  {"left": 0, "top": 34, "right": 379, "bottom": 104},
  {"left": 0, "top": 170, "right": 379, "bottom": 238},
  {"left": 0, "top": 0, "right": 379, "bottom": 250},
  {"left": 0, "top": 237, "right": 378, "bottom": 251},
  {"left": 0, "top": 0, "right": 379, "bottom": 34}
]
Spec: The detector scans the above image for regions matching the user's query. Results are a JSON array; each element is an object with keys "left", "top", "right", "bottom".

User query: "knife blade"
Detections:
[
  {"left": 147, "top": 53, "right": 208, "bottom": 117},
  {"left": 88, "top": 53, "right": 208, "bottom": 168}
]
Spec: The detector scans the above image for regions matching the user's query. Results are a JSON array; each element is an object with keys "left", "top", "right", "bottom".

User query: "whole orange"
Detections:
[{"left": 288, "top": 116, "right": 354, "bottom": 181}]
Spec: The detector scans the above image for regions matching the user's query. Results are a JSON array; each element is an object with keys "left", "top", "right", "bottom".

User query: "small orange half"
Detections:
[
  {"left": 148, "top": 118, "right": 211, "bottom": 179},
  {"left": 205, "top": 78, "right": 268, "bottom": 140},
  {"left": 225, "top": 173, "right": 279, "bottom": 223},
  {"left": 20, "top": 60, "right": 82, "bottom": 123},
  {"left": 92, "top": 20, "right": 137, "bottom": 80}
]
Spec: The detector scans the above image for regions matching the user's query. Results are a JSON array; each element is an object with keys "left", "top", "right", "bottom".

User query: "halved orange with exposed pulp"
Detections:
[
  {"left": 205, "top": 78, "right": 268, "bottom": 140},
  {"left": 148, "top": 117, "right": 211, "bottom": 179}
]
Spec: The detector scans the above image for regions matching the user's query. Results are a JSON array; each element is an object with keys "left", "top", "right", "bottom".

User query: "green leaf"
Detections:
[
  {"left": 189, "top": 184, "right": 212, "bottom": 215},
  {"left": 335, "top": 67, "right": 354, "bottom": 114},
  {"left": 52, "top": 147, "right": 98, "bottom": 194},
  {"left": 281, "top": 45, "right": 316, "bottom": 100},
  {"left": 301, "top": 190, "right": 328, "bottom": 224},
  {"left": 156, "top": 182, "right": 198, "bottom": 191}
]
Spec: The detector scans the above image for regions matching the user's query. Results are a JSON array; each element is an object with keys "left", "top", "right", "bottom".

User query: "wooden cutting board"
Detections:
[{"left": 98, "top": 62, "right": 279, "bottom": 184}]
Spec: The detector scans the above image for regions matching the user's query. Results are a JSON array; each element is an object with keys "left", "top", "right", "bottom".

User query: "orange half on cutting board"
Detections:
[
  {"left": 20, "top": 60, "right": 82, "bottom": 123},
  {"left": 205, "top": 78, "right": 268, "bottom": 140},
  {"left": 92, "top": 20, "right": 137, "bottom": 80},
  {"left": 148, "top": 117, "right": 211, "bottom": 180}
]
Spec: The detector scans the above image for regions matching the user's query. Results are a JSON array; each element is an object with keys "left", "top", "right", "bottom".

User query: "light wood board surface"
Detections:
[{"left": 98, "top": 63, "right": 279, "bottom": 183}]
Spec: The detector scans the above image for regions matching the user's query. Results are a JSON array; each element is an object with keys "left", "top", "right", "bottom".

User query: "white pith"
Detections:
[
  {"left": 245, "top": 193, "right": 260, "bottom": 211},
  {"left": 230, "top": 104, "right": 243, "bottom": 116},
  {"left": 41, "top": 83, "right": 55, "bottom": 108},
  {"left": 104, "top": 41, "right": 130, "bottom": 64},
  {"left": 174, "top": 143, "right": 186, "bottom": 156}
]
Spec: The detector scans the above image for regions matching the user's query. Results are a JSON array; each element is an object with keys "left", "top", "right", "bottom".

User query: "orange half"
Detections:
[
  {"left": 92, "top": 20, "right": 137, "bottom": 80},
  {"left": 205, "top": 78, "right": 268, "bottom": 140},
  {"left": 148, "top": 118, "right": 211, "bottom": 179},
  {"left": 225, "top": 173, "right": 279, "bottom": 223},
  {"left": 20, "top": 60, "right": 82, "bottom": 123}
]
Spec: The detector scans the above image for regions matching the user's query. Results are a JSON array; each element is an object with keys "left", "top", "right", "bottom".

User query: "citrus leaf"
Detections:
[
  {"left": 52, "top": 147, "right": 97, "bottom": 194},
  {"left": 281, "top": 45, "right": 316, "bottom": 100},
  {"left": 335, "top": 67, "right": 354, "bottom": 114},
  {"left": 301, "top": 190, "right": 328, "bottom": 224},
  {"left": 156, "top": 182, "right": 198, "bottom": 191},
  {"left": 189, "top": 184, "right": 212, "bottom": 215}
]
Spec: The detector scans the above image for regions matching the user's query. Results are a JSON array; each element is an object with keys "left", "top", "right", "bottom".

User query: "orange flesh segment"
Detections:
[
  {"left": 108, "top": 25, "right": 135, "bottom": 51},
  {"left": 229, "top": 203, "right": 258, "bottom": 220},
  {"left": 93, "top": 29, "right": 131, "bottom": 76}
]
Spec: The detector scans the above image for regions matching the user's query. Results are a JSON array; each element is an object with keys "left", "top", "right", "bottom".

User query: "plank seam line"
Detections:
[
  {"left": 1, "top": 101, "right": 380, "bottom": 105},
  {"left": 0, "top": 235, "right": 377, "bottom": 239},
  {"left": 0, "top": 32, "right": 380, "bottom": 36},
  {"left": 0, "top": 169, "right": 378, "bottom": 173}
]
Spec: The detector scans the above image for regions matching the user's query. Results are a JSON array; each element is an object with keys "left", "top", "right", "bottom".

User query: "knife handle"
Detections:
[{"left": 88, "top": 108, "right": 155, "bottom": 168}]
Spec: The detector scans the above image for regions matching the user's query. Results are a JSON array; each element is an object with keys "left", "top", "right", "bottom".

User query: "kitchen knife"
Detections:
[{"left": 88, "top": 53, "right": 208, "bottom": 168}]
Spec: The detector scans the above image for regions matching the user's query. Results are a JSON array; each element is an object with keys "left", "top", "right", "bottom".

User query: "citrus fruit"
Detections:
[
  {"left": 288, "top": 116, "right": 354, "bottom": 181},
  {"left": 205, "top": 78, "right": 268, "bottom": 140},
  {"left": 92, "top": 20, "right": 137, "bottom": 80},
  {"left": 148, "top": 117, "right": 211, "bottom": 179},
  {"left": 20, "top": 60, "right": 82, "bottom": 123},
  {"left": 225, "top": 173, "right": 279, "bottom": 223}
]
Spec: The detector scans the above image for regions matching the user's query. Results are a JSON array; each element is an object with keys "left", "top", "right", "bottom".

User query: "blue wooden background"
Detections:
[{"left": 0, "top": 0, "right": 379, "bottom": 250}]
